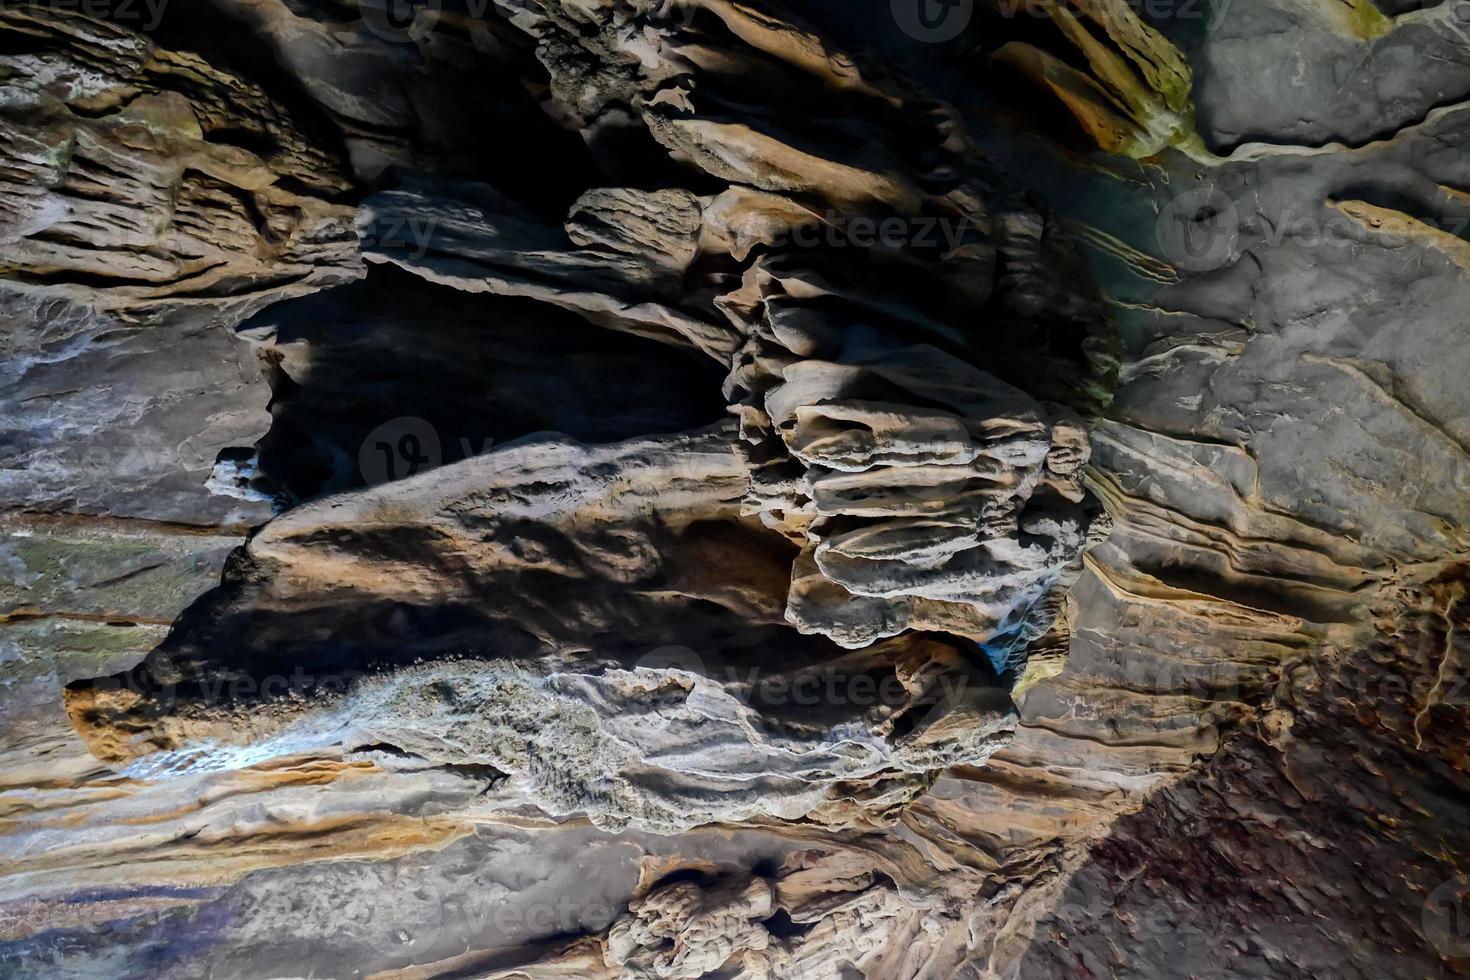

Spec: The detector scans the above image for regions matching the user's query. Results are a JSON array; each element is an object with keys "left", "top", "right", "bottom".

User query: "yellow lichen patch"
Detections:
[
  {"left": 1012, "top": 653, "right": 1068, "bottom": 704},
  {"left": 987, "top": 0, "right": 1201, "bottom": 159},
  {"left": 1324, "top": 0, "right": 1393, "bottom": 39},
  {"left": 1063, "top": 0, "right": 1193, "bottom": 111}
]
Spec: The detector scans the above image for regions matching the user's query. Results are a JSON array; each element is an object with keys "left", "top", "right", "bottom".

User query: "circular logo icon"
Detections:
[
  {"left": 891, "top": 0, "right": 975, "bottom": 42},
  {"left": 360, "top": 0, "right": 442, "bottom": 44},
  {"left": 1156, "top": 186, "right": 1240, "bottom": 273},
  {"left": 359, "top": 418, "right": 441, "bottom": 486},
  {"left": 1425, "top": 876, "right": 1470, "bottom": 958},
  {"left": 632, "top": 645, "right": 707, "bottom": 675}
]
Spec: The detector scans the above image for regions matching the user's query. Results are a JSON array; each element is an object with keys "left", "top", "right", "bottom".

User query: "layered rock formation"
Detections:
[{"left": 2, "top": 0, "right": 1468, "bottom": 978}]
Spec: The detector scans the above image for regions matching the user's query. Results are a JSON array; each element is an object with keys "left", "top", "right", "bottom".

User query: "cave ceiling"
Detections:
[{"left": 1, "top": 0, "right": 1469, "bottom": 977}]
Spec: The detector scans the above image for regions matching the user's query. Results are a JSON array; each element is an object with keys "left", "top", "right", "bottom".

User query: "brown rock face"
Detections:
[{"left": 2, "top": 1, "right": 1468, "bottom": 978}]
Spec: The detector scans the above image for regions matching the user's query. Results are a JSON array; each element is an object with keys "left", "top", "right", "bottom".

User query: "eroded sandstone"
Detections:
[{"left": 1, "top": 0, "right": 1467, "bottom": 977}]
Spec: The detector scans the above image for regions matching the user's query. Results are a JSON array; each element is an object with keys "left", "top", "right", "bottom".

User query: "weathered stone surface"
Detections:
[
  {"left": 1, "top": 0, "right": 1468, "bottom": 977},
  {"left": 0, "top": 6, "right": 360, "bottom": 311},
  {"left": 0, "top": 513, "right": 241, "bottom": 745},
  {"left": 63, "top": 426, "right": 1017, "bottom": 833}
]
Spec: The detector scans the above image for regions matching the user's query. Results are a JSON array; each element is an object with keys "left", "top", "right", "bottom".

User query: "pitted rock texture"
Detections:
[{"left": 1, "top": 0, "right": 1469, "bottom": 978}]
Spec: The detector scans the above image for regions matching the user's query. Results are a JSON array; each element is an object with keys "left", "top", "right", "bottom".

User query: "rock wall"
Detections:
[{"left": 1, "top": 1, "right": 1467, "bottom": 978}]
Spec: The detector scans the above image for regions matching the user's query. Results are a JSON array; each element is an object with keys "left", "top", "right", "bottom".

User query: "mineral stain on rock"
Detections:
[{"left": 1, "top": 1, "right": 1468, "bottom": 978}]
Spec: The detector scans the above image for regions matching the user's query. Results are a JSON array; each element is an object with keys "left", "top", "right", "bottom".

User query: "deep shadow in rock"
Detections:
[{"left": 237, "top": 264, "right": 729, "bottom": 502}]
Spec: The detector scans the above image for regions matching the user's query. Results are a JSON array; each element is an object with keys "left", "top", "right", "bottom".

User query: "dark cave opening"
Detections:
[{"left": 235, "top": 263, "right": 730, "bottom": 504}]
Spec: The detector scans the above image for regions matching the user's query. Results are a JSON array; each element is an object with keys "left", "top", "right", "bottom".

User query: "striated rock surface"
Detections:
[
  {"left": 1, "top": 0, "right": 1468, "bottom": 978},
  {"left": 65, "top": 426, "right": 1018, "bottom": 833}
]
